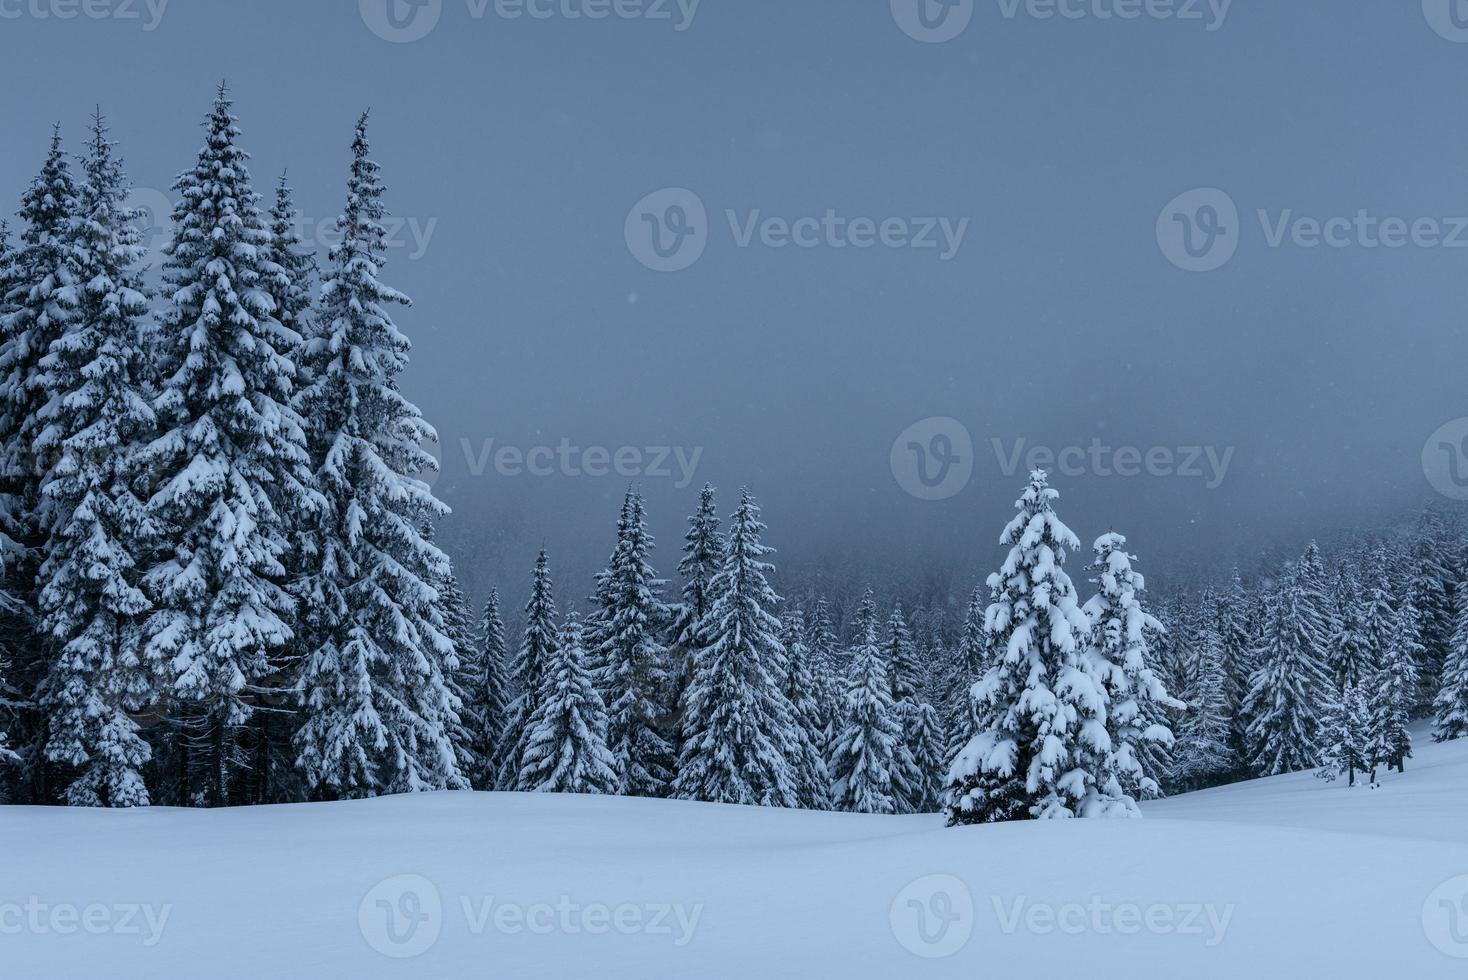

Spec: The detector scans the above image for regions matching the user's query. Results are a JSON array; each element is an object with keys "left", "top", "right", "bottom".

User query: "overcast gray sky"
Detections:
[{"left": 3, "top": 0, "right": 1465, "bottom": 616}]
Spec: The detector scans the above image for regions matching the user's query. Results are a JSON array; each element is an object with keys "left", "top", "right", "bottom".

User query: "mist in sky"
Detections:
[{"left": 3, "top": 0, "right": 1465, "bottom": 614}]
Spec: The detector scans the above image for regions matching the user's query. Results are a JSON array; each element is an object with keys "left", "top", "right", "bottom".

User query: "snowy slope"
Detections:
[{"left": 5, "top": 733, "right": 1468, "bottom": 979}]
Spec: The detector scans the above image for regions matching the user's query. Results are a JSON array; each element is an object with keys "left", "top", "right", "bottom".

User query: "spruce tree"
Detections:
[
  {"left": 517, "top": 612, "right": 619, "bottom": 795},
  {"left": 1434, "top": 582, "right": 1468, "bottom": 743},
  {"left": 292, "top": 111, "right": 463, "bottom": 799},
  {"left": 497, "top": 550, "right": 559, "bottom": 788},
  {"left": 33, "top": 112, "right": 160, "bottom": 807},
  {"left": 1242, "top": 566, "right": 1332, "bottom": 776},
  {"left": 907, "top": 699, "right": 946, "bottom": 813},
  {"left": 1082, "top": 532, "right": 1177, "bottom": 803},
  {"left": 829, "top": 591, "right": 900, "bottom": 814},
  {"left": 665, "top": 484, "right": 720, "bottom": 755},
  {"left": 779, "top": 609, "right": 832, "bottom": 810},
  {"left": 1168, "top": 621, "right": 1235, "bottom": 791},
  {"left": 946, "top": 472, "right": 1103, "bottom": 824},
  {"left": 0, "top": 127, "right": 81, "bottom": 802},
  {"left": 806, "top": 594, "right": 844, "bottom": 766},
  {"left": 943, "top": 584, "right": 986, "bottom": 767},
  {"left": 673, "top": 488, "right": 798, "bottom": 807},
  {"left": 1408, "top": 509, "right": 1454, "bottom": 712},
  {"left": 457, "top": 587, "right": 511, "bottom": 789},
  {"left": 1317, "top": 680, "right": 1374, "bottom": 787},
  {"left": 883, "top": 603, "right": 927, "bottom": 814},
  {"left": 1371, "top": 600, "right": 1420, "bottom": 774},
  {"left": 136, "top": 88, "right": 318, "bottom": 805},
  {"left": 596, "top": 488, "right": 674, "bottom": 797}
]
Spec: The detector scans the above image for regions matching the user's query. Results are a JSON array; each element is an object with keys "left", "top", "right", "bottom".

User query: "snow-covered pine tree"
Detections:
[
  {"left": 829, "top": 590, "right": 900, "bottom": 814},
  {"left": 1371, "top": 598, "right": 1420, "bottom": 774},
  {"left": 0, "top": 127, "right": 81, "bottom": 803},
  {"left": 1168, "top": 620, "right": 1236, "bottom": 791},
  {"left": 1242, "top": 564, "right": 1333, "bottom": 776},
  {"left": 1218, "top": 567, "right": 1254, "bottom": 759},
  {"left": 456, "top": 587, "right": 511, "bottom": 789},
  {"left": 945, "top": 471, "right": 1103, "bottom": 825},
  {"left": 596, "top": 488, "right": 674, "bottom": 797},
  {"left": 907, "top": 699, "right": 946, "bottom": 813},
  {"left": 943, "top": 583, "right": 987, "bottom": 768},
  {"left": 497, "top": 550, "right": 559, "bottom": 788},
  {"left": 135, "top": 88, "right": 318, "bottom": 805},
  {"left": 1408, "top": 508, "right": 1454, "bottom": 712},
  {"left": 438, "top": 569, "right": 481, "bottom": 780},
  {"left": 517, "top": 612, "right": 620, "bottom": 795},
  {"left": 1328, "top": 565, "right": 1373, "bottom": 693},
  {"left": 806, "top": 594, "right": 845, "bottom": 766},
  {"left": 673, "top": 488, "right": 798, "bottom": 808},
  {"left": 291, "top": 111, "right": 464, "bottom": 799},
  {"left": 1082, "top": 532, "right": 1178, "bottom": 803},
  {"left": 882, "top": 603, "right": 927, "bottom": 814},
  {"left": 1435, "top": 582, "right": 1468, "bottom": 743},
  {"left": 1316, "top": 679, "right": 1375, "bottom": 787},
  {"left": 779, "top": 609, "right": 832, "bottom": 810},
  {"left": 31, "top": 112, "right": 160, "bottom": 808},
  {"left": 665, "top": 483, "right": 720, "bottom": 756},
  {"left": 244, "top": 178, "right": 320, "bottom": 799}
]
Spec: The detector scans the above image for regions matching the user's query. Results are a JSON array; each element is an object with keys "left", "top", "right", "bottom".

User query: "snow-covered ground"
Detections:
[{"left": 6, "top": 728, "right": 1467, "bottom": 979}]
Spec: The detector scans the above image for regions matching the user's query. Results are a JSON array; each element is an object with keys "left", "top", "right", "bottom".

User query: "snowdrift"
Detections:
[{"left": 5, "top": 730, "right": 1468, "bottom": 978}]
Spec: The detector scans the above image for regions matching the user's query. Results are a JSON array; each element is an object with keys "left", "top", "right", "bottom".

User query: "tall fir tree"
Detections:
[
  {"left": 1434, "top": 582, "right": 1468, "bottom": 743},
  {"left": 943, "top": 583, "right": 987, "bottom": 768},
  {"left": 1242, "top": 564, "right": 1332, "bottom": 776},
  {"left": 1317, "top": 680, "right": 1375, "bottom": 788},
  {"left": 291, "top": 111, "right": 463, "bottom": 799},
  {"left": 673, "top": 488, "right": 798, "bottom": 807},
  {"left": 497, "top": 550, "right": 559, "bottom": 788},
  {"left": 457, "top": 587, "right": 511, "bottom": 789},
  {"left": 0, "top": 127, "right": 81, "bottom": 803},
  {"left": 596, "top": 488, "right": 674, "bottom": 797},
  {"left": 665, "top": 483, "right": 720, "bottom": 755},
  {"left": 1168, "top": 620, "right": 1236, "bottom": 791},
  {"left": 136, "top": 88, "right": 318, "bottom": 805},
  {"left": 829, "top": 590, "right": 900, "bottom": 814},
  {"left": 946, "top": 472, "right": 1105, "bottom": 824},
  {"left": 1082, "top": 532, "right": 1177, "bottom": 803},
  {"left": 882, "top": 603, "right": 927, "bottom": 814},
  {"left": 33, "top": 112, "right": 160, "bottom": 807},
  {"left": 1408, "top": 508, "right": 1454, "bottom": 712},
  {"left": 1370, "top": 599, "right": 1420, "bottom": 774},
  {"left": 906, "top": 698, "right": 946, "bottom": 813},
  {"left": 517, "top": 612, "right": 619, "bottom": 795},
  {"left": 779, "top": 609, "right": 832, "bottom": 810}
]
